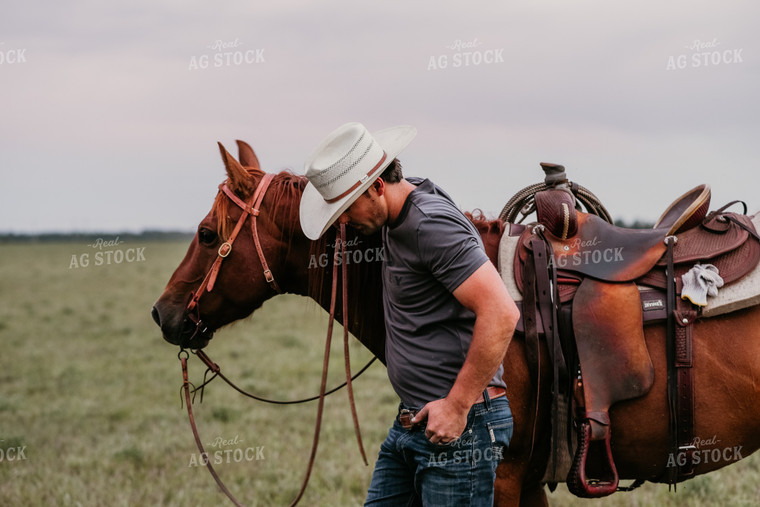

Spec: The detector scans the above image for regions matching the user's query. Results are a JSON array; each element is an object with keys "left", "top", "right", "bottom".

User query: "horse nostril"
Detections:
[{"left": 151, "top": 306, "right": 161, "bottom": 326}]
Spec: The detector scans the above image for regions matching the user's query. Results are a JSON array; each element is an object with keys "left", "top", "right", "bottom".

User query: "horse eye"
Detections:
[{"left": 198, "top": 228, "right": 217, "bottom": 245}]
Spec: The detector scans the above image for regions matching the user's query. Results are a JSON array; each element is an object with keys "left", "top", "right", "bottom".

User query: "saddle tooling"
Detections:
[{"left": 498, "top": 164, "right": 760, "bottom": 497}]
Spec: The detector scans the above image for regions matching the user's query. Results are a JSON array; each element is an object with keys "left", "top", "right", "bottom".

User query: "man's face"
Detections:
[{"left": 339, "top": 187, "right": 386, "bottom": 236}]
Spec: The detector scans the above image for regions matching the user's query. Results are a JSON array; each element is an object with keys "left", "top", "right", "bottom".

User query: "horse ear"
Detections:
[
  {"left": 236, "top": 140, "right": 261, "bottom": 170},
  {"left": 218, "top": 142, "right": 251, "bottom": 194}
]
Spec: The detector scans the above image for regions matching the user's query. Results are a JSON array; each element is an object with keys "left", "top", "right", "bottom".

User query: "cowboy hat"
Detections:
[{"left": 299, "top": 122, "right": 417, "bottom": 240}]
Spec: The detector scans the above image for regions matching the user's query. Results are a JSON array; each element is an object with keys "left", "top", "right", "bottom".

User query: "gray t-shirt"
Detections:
[{"left": 382, "top": 178, "right": 507, "bottom": 408}]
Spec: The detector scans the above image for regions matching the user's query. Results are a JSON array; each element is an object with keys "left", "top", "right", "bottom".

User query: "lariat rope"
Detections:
[{"left": 499, "top": 181, "right": 612, "bottom": 224}]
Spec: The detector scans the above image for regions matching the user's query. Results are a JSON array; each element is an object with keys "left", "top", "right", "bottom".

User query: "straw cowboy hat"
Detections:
[{"left": 299, "top": 122, "right": 417, "bottom": 240}]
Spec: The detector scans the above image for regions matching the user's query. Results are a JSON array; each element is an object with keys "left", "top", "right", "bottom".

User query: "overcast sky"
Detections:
[{"left": 1, "top": 0, "right": 758, "bottom": 233}]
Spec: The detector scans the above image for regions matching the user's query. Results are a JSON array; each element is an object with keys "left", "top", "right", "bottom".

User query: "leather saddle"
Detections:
[{"left": 503, "top": 178, "right": 760, "bottom": 497}]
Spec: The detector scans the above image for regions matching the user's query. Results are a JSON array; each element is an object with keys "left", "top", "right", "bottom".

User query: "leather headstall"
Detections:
[{"left": 185, "top": 173, "right": 281, "bottom": 341}]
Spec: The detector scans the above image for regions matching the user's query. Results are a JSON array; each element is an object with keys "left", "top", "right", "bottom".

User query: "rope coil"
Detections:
[{"left": 499, "top": 181, "right": 613, "bottom": 225}]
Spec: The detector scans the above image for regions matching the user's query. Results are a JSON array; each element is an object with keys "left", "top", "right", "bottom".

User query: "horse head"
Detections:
[{"left": 151, "top": 141, "right": 311, "bottom": 349}]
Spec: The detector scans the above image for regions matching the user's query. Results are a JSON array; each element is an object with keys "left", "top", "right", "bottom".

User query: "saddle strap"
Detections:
[
  {"left": 674, "top": 298, "right": 697, "bottom": 481},
  {"left": 529, "top": 233, "right": 568, "bottom": 481},
  {"left": 725, "top": 213, "right": 760, "bottom": 242},
  {"left": 531, "top": 236, "right": 567, "bottom": 380},
  {"left": 520, "top": 241, "right": 542, "bottom": 470},
  {"left": 665, "top": 237, "right": 697, "bottom": 486}
]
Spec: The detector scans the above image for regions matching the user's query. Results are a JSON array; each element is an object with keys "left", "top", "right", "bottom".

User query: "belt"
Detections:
[
  {"left": 398, "top": 387, "right": 507, "bottom": 430},
  {"left": 398, "top": 408, "right": 421, "bottom": 430},
  {"left": 476, "top": 386, "right": 507, "bottom": 404}
]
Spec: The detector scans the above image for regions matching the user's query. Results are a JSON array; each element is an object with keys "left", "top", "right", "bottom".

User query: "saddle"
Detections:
[{"left": 498, "top": 165, "right": 760, "bottom": 498}]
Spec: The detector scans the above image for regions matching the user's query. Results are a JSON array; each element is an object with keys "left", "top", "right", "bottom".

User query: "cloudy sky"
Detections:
[{"left": 1, "top": 0, "right": 757, "bottom": 233}]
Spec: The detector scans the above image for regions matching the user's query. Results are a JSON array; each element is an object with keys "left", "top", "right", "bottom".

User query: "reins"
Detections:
[
  {"left": 190, "top": 347, "right": 377, "bottom": 405},
  {"left": 178, "top": 174, "right": 371, "bottom": 506}
]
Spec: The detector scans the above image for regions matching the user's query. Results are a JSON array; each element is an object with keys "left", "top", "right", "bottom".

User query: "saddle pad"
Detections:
[
  {"left": 499, "top": 226, "right": 523, "bottom": 302},
  {"left": 702, "top": 212, "right": 760, "bottom": 317}
]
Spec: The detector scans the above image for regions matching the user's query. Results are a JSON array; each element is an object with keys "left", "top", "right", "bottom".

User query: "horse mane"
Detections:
[
  {"left": 304, "top": 209, "right": 503, "bottom": 362},
  {"left": 307, "top": 227, "right": 387, "bottom": 362},
  {"left": 465, "top": 209, "right": 506, "bottom": 267},
  {"left": 209, "top": 169, "right": 500, "bottom": 363},
  {"left": 211, "top": 167, "right": 387, "bottom": 360}
]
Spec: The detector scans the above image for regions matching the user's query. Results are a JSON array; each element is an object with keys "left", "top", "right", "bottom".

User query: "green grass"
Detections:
[{"left": 1, "top": 240, "right": 759, "bottom": 506}]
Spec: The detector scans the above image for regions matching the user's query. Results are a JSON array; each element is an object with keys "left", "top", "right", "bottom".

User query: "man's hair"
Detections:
[{"left": 380, "top": 158, "right": 403, "bottom": 183}]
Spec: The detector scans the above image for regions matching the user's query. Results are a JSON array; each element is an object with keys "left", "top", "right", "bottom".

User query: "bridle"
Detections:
[
  {"left": 177, "top": 172, "right": 372, "bottom": 506},
  {"left": 184, "top": 173, "right": 281, "bottom": 344}
]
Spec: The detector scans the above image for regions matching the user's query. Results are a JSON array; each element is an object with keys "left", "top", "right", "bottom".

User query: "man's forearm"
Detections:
[{"left": 446, "top": 309, "right": 514, "bottom": 411}]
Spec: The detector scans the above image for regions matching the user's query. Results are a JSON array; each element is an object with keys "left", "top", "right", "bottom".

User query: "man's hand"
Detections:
[{"left": 412, "top": 397, "right": 469, "bottom": 444}]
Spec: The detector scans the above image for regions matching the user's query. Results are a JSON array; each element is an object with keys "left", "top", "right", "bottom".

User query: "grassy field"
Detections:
[{"left": 1, "top": 239, "right": 759, "bottom": 506}]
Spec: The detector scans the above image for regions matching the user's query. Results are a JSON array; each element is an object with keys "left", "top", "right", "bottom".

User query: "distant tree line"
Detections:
[
  {"left": 613, "top": 219, "right": 655, "bottom": 229},
  {"left": 0, "top": 230, "right": 195, "bottom": 244},
  {"left": 1, "top": 219, "right": 655, "bottom": 244}
]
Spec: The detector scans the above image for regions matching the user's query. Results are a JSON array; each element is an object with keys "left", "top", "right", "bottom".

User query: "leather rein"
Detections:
[{"left": 178, "top": 173, "right": 372, "bottom": 506}]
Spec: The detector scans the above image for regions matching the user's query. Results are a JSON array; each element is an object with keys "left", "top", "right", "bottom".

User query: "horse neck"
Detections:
[
  {"left": 297, "top": 213, "right": 505, "bottom": 363},
  {"left": 255, "top": 170, "right": 387, "bottom": 361},
  {"left": 305, "top": 230, "right": 387, "bottom": 362}
]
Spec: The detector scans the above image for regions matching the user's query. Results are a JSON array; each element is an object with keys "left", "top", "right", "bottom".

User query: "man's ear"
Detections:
[{"left": 371, "top": 177, "right": 385, "bottom": 196}]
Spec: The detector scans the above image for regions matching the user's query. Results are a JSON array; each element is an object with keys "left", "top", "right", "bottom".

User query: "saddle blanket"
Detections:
[
  {"left": 700, "top": 212, "right": 760, "bottom": 317},
  {"left": 498, "top": 212, "right": 760, "bottom": 318}
]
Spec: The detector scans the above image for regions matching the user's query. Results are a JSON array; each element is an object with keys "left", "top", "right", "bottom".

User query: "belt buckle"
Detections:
[{"left": 399, "top": 408, "right": 418, "bottom": 430}]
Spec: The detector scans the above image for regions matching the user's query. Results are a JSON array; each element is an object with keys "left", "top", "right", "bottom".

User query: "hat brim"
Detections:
[{"left": 299, "top": 125, "right": 417, "bottom": 240}]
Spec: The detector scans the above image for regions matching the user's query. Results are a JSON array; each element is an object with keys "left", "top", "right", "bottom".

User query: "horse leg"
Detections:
[
  {"left": 495, "top": 337, "right": 552, "bottom": 506},
  {"left": 494, "top": 459, "right": 548, "bottom": 507},
  {"left": 519, "top": 483, "right": 549, "bottom": 507}
]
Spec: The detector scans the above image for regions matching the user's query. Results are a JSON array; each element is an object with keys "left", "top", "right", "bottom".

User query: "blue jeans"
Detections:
[{"left": 365, "top": 396, "right": 513, "bottom": 506}]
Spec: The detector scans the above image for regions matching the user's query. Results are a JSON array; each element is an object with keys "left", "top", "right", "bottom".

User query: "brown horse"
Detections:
[{"left": 152, "top": 141, "right": 760, "bottom": 506}]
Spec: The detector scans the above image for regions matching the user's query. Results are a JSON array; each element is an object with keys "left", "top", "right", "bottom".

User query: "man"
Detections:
[{"left": 299, "top": 122, "right": 519, "bottom": 506}]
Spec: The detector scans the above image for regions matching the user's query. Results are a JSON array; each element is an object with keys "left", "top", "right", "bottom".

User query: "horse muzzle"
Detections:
[{"left": 151, "top": 303, "right": 214, "bottom": 350}]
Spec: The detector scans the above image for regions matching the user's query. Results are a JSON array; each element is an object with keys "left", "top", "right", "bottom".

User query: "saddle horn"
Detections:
[{"left": 540, "top": 162, "right": 568, "bottom": 187}]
